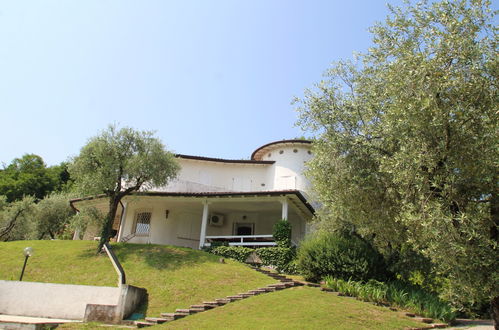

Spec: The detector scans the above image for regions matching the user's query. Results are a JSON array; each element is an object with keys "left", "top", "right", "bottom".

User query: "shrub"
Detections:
[
  {"left": 210, "top": 246, "right": 253, "bottom": 263},
  {"left": 273, "top": 219, "right": 291, "bottom": 248},
  {"left": 209, "top": 245, "right": 297, "bottom": 274},
  {"left": 256, "top": 247, "right": 296, "bottom": 273},
  {"left": 296, "top": 231, "right": 388, "bottom": 282}
]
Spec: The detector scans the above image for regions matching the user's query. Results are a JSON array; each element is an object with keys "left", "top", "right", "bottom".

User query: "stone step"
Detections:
[
  {"left": 292, "top": 281, "right": 305, "bottom": 286},
  {"left": 279, "top": 278, "right": 294, "bottom": 282},
  {"left": 160, "top": 313, "right": 186, "bottom": 320},
  {"left": 282, "top": 282, "right": 295, "bottom": 287},
  {"left": 189, "top": 304, "right": 209, "bottom": 310},
  {"left": 226, "top": 295, "right": 244, "bottom": 301},
  {"left": 187, "top": 307, "right": 205, "bottom": 314},
  {"left": 415, "top": 317, "right": 433, "bottom": 324},
  {"left": 321, "top": 287, "right": 335, "bottom": 292},
  {"left": 306, "top": 282, "right": 320, "bottom": 287},
  {"left": 134, "top": 321, "right": 155, "bottom": 328},
  {"left": 430, "top": 323, "right": 448, "bottom": 328},
  {"left": 215, "top": 298, "right": 231, "bottom": 304},
  {"left": 175, "top": 309, "right": 192, "bottom": 315},
  {"left": 239, "top": 292, "right": 255, "bottom": 297},
  {"left": 144, "top": 317, "right": 169, "bottom": 324},
  {"left": 248, "top": 289, "right": 267, "bottom": 294},
  {"left": 260, "top": 287, "right": 276, "bottom": 292},
  {"left": 202, "top": 301, "right": 221, "bottom": 307}
]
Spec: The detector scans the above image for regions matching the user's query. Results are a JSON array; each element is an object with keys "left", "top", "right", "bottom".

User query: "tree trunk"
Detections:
[
  {"left": 97, "top": 197, "right": 120, "bottom": 253},
  {"left": 491, "top": 296, "right": 499, "bottom": 330}
]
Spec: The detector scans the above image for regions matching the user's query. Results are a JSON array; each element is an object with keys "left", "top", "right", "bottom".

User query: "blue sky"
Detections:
[{"left": 0, "top": 0, "right": 409, "bottom": 166}]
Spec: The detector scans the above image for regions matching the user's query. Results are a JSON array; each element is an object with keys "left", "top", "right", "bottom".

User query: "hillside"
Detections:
[
  {"left": 0, "top": 240, "right": 274, "bottom": 316},
  {"left": 0, "top": 240, "right": 430, "bottom": 329}
]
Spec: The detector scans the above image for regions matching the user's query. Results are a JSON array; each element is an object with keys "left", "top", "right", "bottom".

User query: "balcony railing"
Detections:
[{"left": 204, "top": 234, "right": 276, "bottom": 247}]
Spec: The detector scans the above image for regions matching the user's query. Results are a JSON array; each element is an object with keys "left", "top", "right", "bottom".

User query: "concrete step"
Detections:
[
  {"left": 160, "top": 313, "right": 186, "bottom": 320},
  {"left": 144, "top": 317, "right": 169, "bottom": 324},
  {"left": 189, "top": 307, "right": 206, "bottom": 313},
  {"left": 215, "top": 298, "right": 231, "bottom": 304},
  {"left": 134, "top": 321, "right": 155, "bottom": 328},
  {"left": 202, "top": 301, "right": 221, "bottom": 307},
  {"left": 226, "top": 295, "right": 244, "bottom": 300},
  {"left": 175, "top": 309, "right": 192, "bottom": 315}
]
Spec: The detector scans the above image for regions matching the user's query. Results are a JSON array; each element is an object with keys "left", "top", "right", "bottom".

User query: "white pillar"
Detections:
[
  {"left": 199, "top": 200, "right": 210, "bottom": 249},
  {"left": 281, "top": 198, "right": 288, "bottom": 220},
  {"left": 116, "top": 202, "right": 128, "bottom": 242}
]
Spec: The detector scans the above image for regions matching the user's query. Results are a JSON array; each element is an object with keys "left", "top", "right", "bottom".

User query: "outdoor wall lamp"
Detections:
[{"left": 19, "top": 247, "right": 34, "bottom": 281}]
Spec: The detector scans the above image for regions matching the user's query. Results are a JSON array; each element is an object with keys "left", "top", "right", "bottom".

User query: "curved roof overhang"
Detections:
[
  {"left": 175, "top": 154, "right": 274, "bottom": 165},
  {"left": 251, "top": 139, "right": 312, "bottom": 161}
]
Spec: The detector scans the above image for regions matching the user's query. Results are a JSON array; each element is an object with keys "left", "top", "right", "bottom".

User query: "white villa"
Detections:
[{"left": 70, "top": 139, "right": 315, "bottom": 249}]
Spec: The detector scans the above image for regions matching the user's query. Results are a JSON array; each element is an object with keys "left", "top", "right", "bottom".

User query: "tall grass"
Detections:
[{"left": 324, "top": 276, "right": 456, "bottom": 323}]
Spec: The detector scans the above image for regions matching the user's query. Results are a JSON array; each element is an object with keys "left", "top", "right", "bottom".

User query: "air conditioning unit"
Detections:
[{"left": 209, "top": 214, "right": 224, "bottom": 226}]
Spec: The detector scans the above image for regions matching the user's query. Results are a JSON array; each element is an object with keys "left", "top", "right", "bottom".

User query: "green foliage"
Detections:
[
  {"left": 272, "top": 219, "right": 291, "bottom": 248},
  {"left": 69, "top": 125, "right": 180, "bottom": 250},
  {"left": 255, "top": 247, "right": 296, "bottom": 273},
  {"left": 296, "top": 231, "right": 388, "bottom": 283},
  {"left": 0, "top": 195, "right": 36, "bottom": 241},
  {"left": 31, "top": 192, "right": 76, "bottom": 240},
  {"left": 297, "top": 0, "right": 498, "bottom": 316},
  {"left": 209, "top": 246, "right": 253, "bottom": 263},
  {"left": 0, "top": 154, "right": 70, "bottom": 202},
  {"left": 324, "top": 277, "right": 456, "bottom": 322},
  {"left": 209, "top": 246, "right": 297, "bottom": 273}
]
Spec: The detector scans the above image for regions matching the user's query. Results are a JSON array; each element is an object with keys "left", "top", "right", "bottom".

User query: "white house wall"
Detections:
[
  {"left": 120, "top": 197, "right": 307, "bottom": 249},
  {"left": 160, "top": 144, "right": 312, "bottom": 194}
]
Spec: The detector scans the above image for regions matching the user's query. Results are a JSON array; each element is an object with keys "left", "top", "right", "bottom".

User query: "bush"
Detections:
[
  {"left": 209, "top": 246, "right": 297, "bottom": 273},
  {"left": 273, "top": 219, "right": 291, "bottom": 248},
  {"left": 296, "top": 231, "right": 389, "bottom": 282},
  {"left": 256, "top": 247, "right": 296, "bottom": 273},
  {"left": 210, "top": 246, "right": 253, "bottom": 263}
]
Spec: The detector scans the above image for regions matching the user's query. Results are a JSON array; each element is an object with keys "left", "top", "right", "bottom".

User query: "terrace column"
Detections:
[
  {"left": 199, "top": 200, "right": 210, "bottom": 249},
  {"left": 116, "top": 202, "right": 128, "bottom": 242},
  {"left": 280, "top": 198, "right": 288, "bottom": 220}
]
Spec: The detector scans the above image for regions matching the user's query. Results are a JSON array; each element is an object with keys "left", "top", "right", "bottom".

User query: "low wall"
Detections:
[{"left": 0, "top": 280, "right": 145, "bottom": 322}]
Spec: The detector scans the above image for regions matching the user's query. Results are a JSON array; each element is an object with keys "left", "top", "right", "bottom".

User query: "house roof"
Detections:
[
  {"left": 175, "top": 154, "right": 274, "bottom": 165},
  {"left": 251, "top": 139, "right": 312, "bottom": 161},
  {"left": 70, "top": 189, "right": 315, "bottom": 215}
]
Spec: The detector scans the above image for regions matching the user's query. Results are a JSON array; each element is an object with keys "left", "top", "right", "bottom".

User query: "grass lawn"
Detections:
[
  {"left": 154, "top": 286, "right": 429, "bottom": 330},
  {"left": 0, "top": 240, "right": 430, "bottom": 329},
  {"left": 0, "top": 240, "right": 274, "bottom": 316}
]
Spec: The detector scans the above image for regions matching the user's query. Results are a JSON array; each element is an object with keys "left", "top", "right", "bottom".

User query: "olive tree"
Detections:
[
  {"left": 297, "top": 0, "right": 498, "bottom": 323},
  {"left": 69, "top": 125, "right": 180, "bottom": 252}
]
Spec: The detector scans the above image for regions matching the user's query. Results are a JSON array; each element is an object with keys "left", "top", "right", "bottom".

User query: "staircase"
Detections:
[
  {"left": 120, "top": 233, "right": 136, "bottom": 243},
  {"left": 133, "top": 267, "right": 306, "bottom": 328}
]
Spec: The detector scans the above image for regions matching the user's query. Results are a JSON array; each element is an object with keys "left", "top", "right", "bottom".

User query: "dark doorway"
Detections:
[{"left": 234, "top": 223, "right": 254, "bottom": 236}]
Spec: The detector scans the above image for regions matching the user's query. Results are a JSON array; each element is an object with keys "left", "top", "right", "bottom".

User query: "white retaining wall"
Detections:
[{"left": 0, "top": 280, "right": 141, "bottom": 321}]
